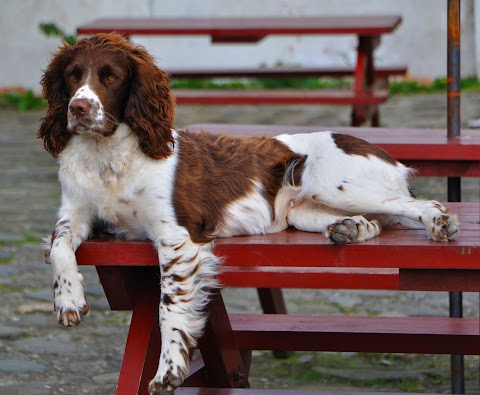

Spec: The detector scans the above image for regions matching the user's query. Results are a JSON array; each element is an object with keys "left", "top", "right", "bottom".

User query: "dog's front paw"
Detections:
[
  {"left": 429, "top": 214, "right": 459, "bottom": 242},
  {"left": 148, "top": 372, "right": 183, "bottom": 395},
  {"left": 53, "top": 272, "right": 89, "bottom": 327}
]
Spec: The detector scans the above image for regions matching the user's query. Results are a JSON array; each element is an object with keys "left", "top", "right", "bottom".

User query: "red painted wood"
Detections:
[
  {"left": 229, "top": 314, "right": 480, "bottom": 355},
  {"left": 353, "top": 43, "right": 367, "bottom": 94},
  {"left": 75, "top": 202, "right": 480, "bottom": 273},
  {"left": 116, "top": 281, "right": 159, "bottom": 395},
  {"left": 400, "top": 161, "right": 480, "bottom": 177},
  {"left": 77, "top": 15, "right": 402, "bottom": 38},
  {"left": 183, "top": 356, "right": 207, "bottom": 387},
  {"left": 169, "top": 65, "right": 407, "bottom": 79},
  {"left": 173, "top": 89, "right": 388, "bottom": 105},
  {"left": 198, "top": 289, "right": 248, "bottom": 388},
  {"left": 256, "top": 288, "right": 288, "bottom": 314},
  {"left": 219, "top": 267, "right": 399, "bottom": 290},
  {"left": 185, "top": 124, "right": 480, "bottom": 162},
  {"left": 96, "top": 266, "right": 136, "bottom": 310},
  {"left": 176, "top": 388, "right": 446, "bottom": 395},
  {"left": 400, "top": 269, "right": 480, "bottom": 292},
  {"left": 90, "top": 267, "right": 399, "bottom": 311}
]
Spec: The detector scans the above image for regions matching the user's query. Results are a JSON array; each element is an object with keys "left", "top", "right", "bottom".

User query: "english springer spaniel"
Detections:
[{"left": 38, "top": 33, "right": 458, "bottom": 394}]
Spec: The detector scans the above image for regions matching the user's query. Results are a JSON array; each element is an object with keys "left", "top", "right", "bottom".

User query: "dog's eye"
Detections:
[
  {"left": 68, "top": 73, "right": 79, "bottom": 83},
  {"left": 104, "top": 75, "right": 117, "bottom": 85}
]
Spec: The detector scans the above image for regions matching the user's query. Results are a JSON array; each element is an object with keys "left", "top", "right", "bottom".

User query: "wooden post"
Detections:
[{"left": 447, "top": 0, "right": 465, "bottom": 393}]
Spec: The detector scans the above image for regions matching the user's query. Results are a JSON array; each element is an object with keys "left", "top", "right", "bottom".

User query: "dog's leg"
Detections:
[
  {"left": 48, "top": 206, "right": 92, "bottom": 326},
  {"left": 288, "top": 199, "right": 382, "bottom": 243},
  {"left": 309, "top": 184, "right": 459, "bottom": 242},
  {"left": 149, "top": 224, "right": 219, "bottom": 395}
]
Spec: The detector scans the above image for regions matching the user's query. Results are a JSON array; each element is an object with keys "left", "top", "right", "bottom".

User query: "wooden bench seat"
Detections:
[
  {"left": 172, "top": 88, "right": 388, "bottom": 106},
  {"left": 230, "top": 314, "right": 480, "bottom": 355},
  {"left": 178, "top": 389, "right": 443, "bottom": 395},
  {"left": 169, "top": 65, "right": 407, "bottom": 80}
]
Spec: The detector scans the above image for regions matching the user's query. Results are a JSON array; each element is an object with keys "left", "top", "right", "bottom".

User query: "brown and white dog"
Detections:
[{"left": 38, "top": 33, "right": 458, "bottom": 394}]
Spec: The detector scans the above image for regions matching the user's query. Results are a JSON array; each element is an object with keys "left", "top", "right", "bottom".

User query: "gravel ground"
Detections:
[{"left": 0, "top": 92, "right": 479, "bottom": 394}]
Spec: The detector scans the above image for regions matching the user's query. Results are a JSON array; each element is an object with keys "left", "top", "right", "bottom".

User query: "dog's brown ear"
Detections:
[
  {"left": 125, "top": 44, "right": 176, "bottom": 159},
  {"left": 37, "top": 44, "right": 73, "bottom": 158}
]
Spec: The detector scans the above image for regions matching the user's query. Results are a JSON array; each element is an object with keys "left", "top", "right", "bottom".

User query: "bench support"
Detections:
[
  {"left": 198, "top": 289, "right": 249, "bottom": 389},
  {"left": 115, "top": 277, "right": 160, "bottom": 395}
]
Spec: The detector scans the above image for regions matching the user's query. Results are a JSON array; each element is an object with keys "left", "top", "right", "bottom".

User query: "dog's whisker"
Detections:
[{"left": 104, "top": 112, "right": 120, "bottom": 125}]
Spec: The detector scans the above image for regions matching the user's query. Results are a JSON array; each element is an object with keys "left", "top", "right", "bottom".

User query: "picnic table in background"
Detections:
[{"left": 77, "top": 15, "right": 405, "bottom": 126}]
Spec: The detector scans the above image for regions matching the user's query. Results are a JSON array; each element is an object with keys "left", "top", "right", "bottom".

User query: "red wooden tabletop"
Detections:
[
  {"left": 77, "top": 15, "right": 402, "bottom": 37},
  {"left": 185, "top": 123, "right": 480, "bottom": 161},
  {"left": 76, "top": 203, "right": 480, "bottom": 270}
]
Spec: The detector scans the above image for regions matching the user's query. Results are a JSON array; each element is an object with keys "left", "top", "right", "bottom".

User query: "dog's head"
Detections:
[{"left": 38, "top": 33, "right": 175, "bottom": 159}]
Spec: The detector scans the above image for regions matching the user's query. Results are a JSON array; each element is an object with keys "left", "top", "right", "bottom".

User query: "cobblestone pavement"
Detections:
[{"left": 1, "top": 93, "right": 479, "bottom": 394}]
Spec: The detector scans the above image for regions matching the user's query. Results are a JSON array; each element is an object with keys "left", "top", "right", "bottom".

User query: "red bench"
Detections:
[
  {"left": 168, "top": 65, "right": 407, "bottom": 81},
  {"left": 77, "top": 15, "right": 403, "bottom": 126},
  {"left": 177, "top": 390, "right": 447, "bottom": 395},
  {"left": 76, "top": 202, "right": 480, "bottom": 394},
  {"left": 169, "top": 66, "right": 406, "bottom": 107}
]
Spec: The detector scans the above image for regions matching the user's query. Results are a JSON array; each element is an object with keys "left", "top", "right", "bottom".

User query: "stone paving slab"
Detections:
[{"left": 1, "top": 93, "right": 479, "bottom": 394}]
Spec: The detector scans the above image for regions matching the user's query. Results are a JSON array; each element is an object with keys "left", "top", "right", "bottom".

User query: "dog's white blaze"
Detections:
[{"left": 70, "top": 84, "right": 104, "bottom": 121}]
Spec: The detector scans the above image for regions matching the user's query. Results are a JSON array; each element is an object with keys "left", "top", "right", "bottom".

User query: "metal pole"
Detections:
[{"left": 447, "top": 0, "right": 464, "bottom": 393}]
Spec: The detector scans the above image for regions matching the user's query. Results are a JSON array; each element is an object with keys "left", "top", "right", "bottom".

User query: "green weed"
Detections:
[{"left": 0, "top": 90, "right": 46, "bottom": 111}]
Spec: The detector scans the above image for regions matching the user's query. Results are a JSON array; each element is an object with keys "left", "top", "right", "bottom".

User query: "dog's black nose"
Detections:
[{"left": 70, "top": 98, "right": 91, "bottom": 116}]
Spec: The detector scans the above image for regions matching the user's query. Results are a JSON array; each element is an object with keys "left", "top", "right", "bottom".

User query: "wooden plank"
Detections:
[
  {"left": 184, "top": 124, "right": 480, "bottom": 162},
  {"left": 77, "top": 231, "right": 480, "bottom": 270},
  {"left": 77, "top": 16, "right": 402, "bottom": 38},
  {"left": 219, "top": 267, "right": 399, "bottom": 290},
  {"left": 399, "top": 161, "right": 480, "bottom": 177},
  {"left": 176, "top": 389, "right": 442, "bottom": 395},
  {"left": 229, "top": 314, "right": 480, "bottom": 355},
  {"left": 169, "top": 65, "right": 407, "bottom": 79},
  {"left": 400, "top": 269, "right": 480, "bottom": 292},
  {"left": 173, "top": 89, "right": 388, "bottom": 105},
  {"left": 75, "top": 203, "right": 480, "bottom": 272}
]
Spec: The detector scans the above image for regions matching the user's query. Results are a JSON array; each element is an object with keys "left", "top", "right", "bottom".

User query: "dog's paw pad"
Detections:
[{"left": 326, "top": 219, "right": 359, "bottom": 244}]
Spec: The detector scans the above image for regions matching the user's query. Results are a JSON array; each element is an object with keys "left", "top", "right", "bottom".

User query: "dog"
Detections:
[{"left": 38, "top": 33, "right": 458, "bottom": 394}]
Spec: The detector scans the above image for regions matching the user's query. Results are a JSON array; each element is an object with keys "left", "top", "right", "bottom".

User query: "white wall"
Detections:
[{"left": 0, "top": 0, "right": 477, "bottom": 92}]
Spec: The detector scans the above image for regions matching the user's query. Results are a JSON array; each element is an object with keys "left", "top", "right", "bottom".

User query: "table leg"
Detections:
[
  {"left": 116, "top": 277, "right": 160, "bottom": 395},
  {"left": 352, "top": 36, "right": 380, "bottom": 126},
  {"left": 257, "top": 288, "right": 290, "bottom": 359},
  {"left": 198, "top": 289, "right": 249, "bottom": 388}
]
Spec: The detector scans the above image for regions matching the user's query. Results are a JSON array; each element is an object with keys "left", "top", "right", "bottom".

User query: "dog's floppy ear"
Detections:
[
  {"left": 125, "top": 44, "right": 176, "bottom": 159},
  {"left": 37, "top": 44, "right": 74, "bottom": 158}
]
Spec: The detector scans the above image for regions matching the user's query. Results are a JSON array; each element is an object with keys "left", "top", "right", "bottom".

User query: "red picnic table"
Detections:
[
  {"left": 76, "top": 202, "right": 480, "bottom": 394},
  {"left": 77, "top": 15, "right": 403, "bottom": 126}
]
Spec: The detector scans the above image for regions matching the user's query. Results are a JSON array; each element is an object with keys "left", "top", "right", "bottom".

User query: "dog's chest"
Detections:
[{"left": 60, "top": 134, "right": 177, "bottom": 236}]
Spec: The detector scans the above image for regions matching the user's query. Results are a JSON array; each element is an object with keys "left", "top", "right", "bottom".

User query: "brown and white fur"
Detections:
[{"left": 38, "top": 34, "right": 458, "bottom": 394}]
